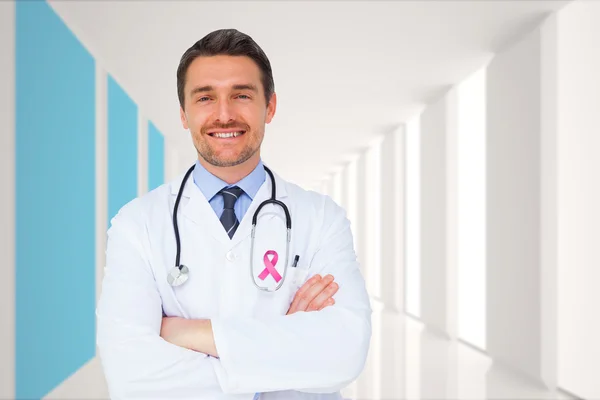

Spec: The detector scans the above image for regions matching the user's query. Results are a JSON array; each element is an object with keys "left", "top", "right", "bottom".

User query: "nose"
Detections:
[{"left": 215, "top": 98, "right": 235, "bottom": 124}]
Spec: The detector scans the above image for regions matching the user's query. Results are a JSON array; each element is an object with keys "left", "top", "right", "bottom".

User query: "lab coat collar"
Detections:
[{"left": 169, "top": 163, "right": 288, "bottom": 247}]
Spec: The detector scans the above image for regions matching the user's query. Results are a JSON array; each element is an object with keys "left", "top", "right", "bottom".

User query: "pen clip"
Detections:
[{"left": 291, "top": 255, "right": 300, "bottom": 268}]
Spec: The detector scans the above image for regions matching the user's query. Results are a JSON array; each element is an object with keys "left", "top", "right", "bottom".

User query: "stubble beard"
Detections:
[{"left": 194, "top": 131, "right": 262, "bottom": 168}]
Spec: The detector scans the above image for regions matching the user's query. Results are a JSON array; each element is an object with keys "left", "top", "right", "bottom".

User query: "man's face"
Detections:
[{"left": 180, "top": 55, "right": 276, "bottom": 168}]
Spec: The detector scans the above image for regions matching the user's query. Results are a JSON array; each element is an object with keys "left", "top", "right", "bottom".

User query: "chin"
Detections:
[{"left": 208, "top": 154, "right": 247, "bottom": 168}]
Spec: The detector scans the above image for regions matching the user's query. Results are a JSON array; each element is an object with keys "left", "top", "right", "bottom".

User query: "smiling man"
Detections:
[{"left": 96, "top": 29, "right": 372, "bottom": 399}]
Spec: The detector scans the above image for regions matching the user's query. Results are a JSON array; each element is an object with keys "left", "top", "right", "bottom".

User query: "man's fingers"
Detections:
[
  {"left": 295, "top": 274, "right": 334, "bottom": 311},
  {"left": 318, "top": 297, "right": 336, "bottom": 311},
  {"left": 307, "top": 281, "right": 339, "bottom": 311},
  {"left": 287, "top": 274, "right": 321, "bottom": 314}
]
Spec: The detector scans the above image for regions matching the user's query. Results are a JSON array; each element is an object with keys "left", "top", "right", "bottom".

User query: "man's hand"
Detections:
[
  {"left": 160, "top": 317, "right": 218, "bottom": 357},
  {"left": 287, "top": 274, "right": 339, "bottom": 315}
]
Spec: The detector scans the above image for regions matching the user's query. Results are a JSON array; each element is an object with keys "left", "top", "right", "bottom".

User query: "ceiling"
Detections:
[{"left": 49, "top": 0, "right": 569, "bottom": 188}]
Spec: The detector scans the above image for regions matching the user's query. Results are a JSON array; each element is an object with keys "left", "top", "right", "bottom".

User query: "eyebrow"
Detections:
[
  {"left": 189, "top": 84, "right": 259, "bottom": 97},
  {"left": 190, "top": 85, "right": 213, "bottom": 96},
  {"left": 232, "top": 84, "right": 258, "bottom": 92}
]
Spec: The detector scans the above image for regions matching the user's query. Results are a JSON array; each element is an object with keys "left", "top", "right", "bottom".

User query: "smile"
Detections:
[{"left": 208, "top": 131, "right": 246, "bottom": 138}]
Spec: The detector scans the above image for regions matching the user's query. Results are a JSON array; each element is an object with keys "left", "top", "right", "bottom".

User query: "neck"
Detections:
[{"left": 198, "top": 153, "right": 260, "bottom": 185}]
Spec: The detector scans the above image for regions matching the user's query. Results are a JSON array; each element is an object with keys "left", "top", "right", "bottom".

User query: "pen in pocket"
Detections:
[{"left": 291, "top": 255, "right": 300, "bottom": 268}]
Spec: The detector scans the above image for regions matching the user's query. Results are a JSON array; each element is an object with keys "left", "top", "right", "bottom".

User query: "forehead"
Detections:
[{"left": 185, "top": 55, "right": 262, "bottom": 90}]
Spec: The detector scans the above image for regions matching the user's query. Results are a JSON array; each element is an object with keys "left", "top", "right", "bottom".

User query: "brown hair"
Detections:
[{"left": 177, "top": 29, "right": 275, "bottom": 109}]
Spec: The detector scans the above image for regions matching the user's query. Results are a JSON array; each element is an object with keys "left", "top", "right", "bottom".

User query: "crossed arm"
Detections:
[
  {"left": 97, "top": 199, "right": 372, "bottom": 397},
  {"left": 159, "top": 273, "right": 340, "bottom": 357}
]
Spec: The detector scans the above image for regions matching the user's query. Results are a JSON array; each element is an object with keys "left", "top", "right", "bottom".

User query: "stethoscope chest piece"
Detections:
[{"left": 167, "top": 265, "right": 189, "bottom": 287}]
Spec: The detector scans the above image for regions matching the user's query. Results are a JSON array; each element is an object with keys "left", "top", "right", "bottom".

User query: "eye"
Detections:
[
  {"left": 197, "top": 96, "right": 210, "bottom": 102},
  {"left": 237, "top": 94, "right": 251, "bottom": 100}
]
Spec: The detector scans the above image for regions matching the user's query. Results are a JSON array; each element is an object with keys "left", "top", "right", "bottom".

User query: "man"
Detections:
[{"left": 97, "top": 29, "right": 372, "bottom": 399}]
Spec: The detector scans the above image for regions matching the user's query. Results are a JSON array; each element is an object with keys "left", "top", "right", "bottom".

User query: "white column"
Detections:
[
  {"left": 164, "top": 137, "right": 181, "bottom": 182},
  {"left": 95, "top": 65, "right": 108, "bottom": 304},
  {"left": 345, "top": 152, "right": 369, "bottom": 400},
  {"left": 486, "top": 15, "right": 557, "bottom": 387},
  {"left": 540, "top": 14, "right": 558, "bottom": 390},
  {"left": 405, "top": 116, "right": 421, "bottom": 318},
  {"left": 365, "top": 137, "right": 383, "bottom": 300},
  {"left": 321, "top": 175, "right": 334, "bottom": 197},
  {"left": 339, "top": 158, "right": 358, "bottom": 399},
  {"left": 420, "top": 88, "right": 458, "bottom": 339},
  {"left": 331, "top": 168, "right": 344, "bottom": 206},
  {"left": 137, "top": 112, "right": 148, "bottom": 196},
  {"left": 0, "top": 2, "right": 15, "bottom": 398},
  {"left": 380, "top": 126, "right": 405, "bottom": 313},
  {"left": 165, "top": 135, "right": 196, "bottom": 183},
  {"left": 456, "top": 67, "right": 487, "bottom": 350},
  {"left": 378, "top": 126, "right": 406, "bottom": 399},
  {"left": 344, "top": 157, "right": 359, "bottom": 255},
  {"left": 352, "top": 152, "right": 368, "bottom": 284},
  {"left": 338, "top": 163, "right": 349, "bottom": 212},
  {"left": 557, "top": 1, "right": 600, "bottom": 398}
]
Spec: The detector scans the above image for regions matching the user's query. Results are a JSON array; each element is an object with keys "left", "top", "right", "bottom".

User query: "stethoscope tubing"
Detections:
[{"left": 172, "top": 163, "right": 292, "bottom": 292}]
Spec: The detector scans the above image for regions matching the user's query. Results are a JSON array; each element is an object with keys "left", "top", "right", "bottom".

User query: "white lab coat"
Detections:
[{"left": 96, "top": 167, "right": 372, "bottom": 399}]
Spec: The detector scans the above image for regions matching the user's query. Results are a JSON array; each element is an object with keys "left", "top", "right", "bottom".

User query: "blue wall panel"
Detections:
[
  {"left": 107, "top": 75, "right": 138, "bottom": 225},
  {"left": 148, "top": 121, "right": 165, "bottom": 191},
  {"left": 16, "top": 1, "right": 96, "bottom": 398}
]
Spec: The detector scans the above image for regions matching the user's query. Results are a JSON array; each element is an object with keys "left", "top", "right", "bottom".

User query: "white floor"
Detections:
[
  {"left": 343, "top": 307, "right": 573, "bottom": 400},
  {"left": 45, "top": 308, "right": 573, "bottom": 400}
]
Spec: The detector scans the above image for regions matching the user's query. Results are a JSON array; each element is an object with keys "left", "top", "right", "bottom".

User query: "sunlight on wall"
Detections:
[{"left": 457, "top": 67, "right": 487, "bottom": 350}]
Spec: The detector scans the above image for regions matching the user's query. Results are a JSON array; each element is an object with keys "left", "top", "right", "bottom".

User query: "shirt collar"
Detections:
[{"left": 192, "top": 159, "right": 266, "bottom": 202}]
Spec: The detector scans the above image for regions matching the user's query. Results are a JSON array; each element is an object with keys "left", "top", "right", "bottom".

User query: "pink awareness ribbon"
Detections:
[{"left": 258, "top": 250, "right": 283, "bottom": 283}]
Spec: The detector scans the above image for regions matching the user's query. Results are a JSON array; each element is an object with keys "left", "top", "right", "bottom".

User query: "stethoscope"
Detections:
[{"left": 166, "top": 163, "right": 293, "bottom": 292}]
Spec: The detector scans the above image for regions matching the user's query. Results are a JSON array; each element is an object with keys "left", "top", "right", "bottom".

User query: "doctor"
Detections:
[{"left": 96, "top": 28, "right": 372, "bottom": 399}]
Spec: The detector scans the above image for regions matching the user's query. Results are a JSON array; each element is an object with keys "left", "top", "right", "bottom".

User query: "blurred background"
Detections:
[{"left": 1, "top": 0, "right": 599, "bottom": 399}]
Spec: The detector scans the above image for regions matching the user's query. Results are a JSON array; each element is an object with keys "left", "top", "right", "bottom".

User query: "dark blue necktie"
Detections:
[{"left": 219, "top": 186, "right": 244, "bottom": 239}]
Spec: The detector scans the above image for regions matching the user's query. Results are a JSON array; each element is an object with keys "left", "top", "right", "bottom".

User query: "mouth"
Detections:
[{"left": 207, "top": 130, "right": 246, "bottom": 139}]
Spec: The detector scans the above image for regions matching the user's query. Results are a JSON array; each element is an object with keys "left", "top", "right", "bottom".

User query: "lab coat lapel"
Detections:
[{"left": 170, "top": 175, "right": 231, "bottom": 245}]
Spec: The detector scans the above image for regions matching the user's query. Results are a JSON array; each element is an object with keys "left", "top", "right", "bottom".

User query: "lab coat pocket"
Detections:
[
  {"left": 251, "top": 272, "right": 299, "bottom": 317},
  {"left": 252, "top": 264, "right": 312, "bottom": 317}
]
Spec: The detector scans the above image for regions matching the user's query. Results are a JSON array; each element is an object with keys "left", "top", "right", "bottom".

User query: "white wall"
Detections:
[
  {"left": 321, "top": 175, "right": 334, "bottom": 197},
  {"left": 0, "top": 1, "right": 15, "bottom": 398},
  {"left": 365, "top": 138, "right": 384, "bottom": 300},
  {"left": 405, "top": 116, "right": 421, "bottom": 318},
  {"left": 420, "top": 88, "right": 458, "bottom": 338},
  {"left": 48, "top": 2, "right": 188, "bottom": 185},
  {"left": 331, "top": 168, "right": 344, "bottom": 207},
  {"left": 557, "top": 1, "right": 600, "bottom": 398},
  {"left": 355, "top": 154, "right": 368, "bottom": 279},
  {"left": 380, "top": 126, "right": 405, "bottom": 312},
  {"left": 486, "top": 16, "right": 557, "bottom": 386},
  {"left": 392, "top": 126, "right": 406, "bottom": 313},
  {"left": 456, "top": 67, "right": 487, "bottom": 350},
  {"left": 344, "top": 157, "right": 359, "bottom": 255}
]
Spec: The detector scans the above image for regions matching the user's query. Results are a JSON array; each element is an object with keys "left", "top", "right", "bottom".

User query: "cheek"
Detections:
[
  {"left": 189, "top": 114, "right": 208, "bottom": 133},
  {"left": 243, "top": 108, "right": 266, "bottom": 129}
]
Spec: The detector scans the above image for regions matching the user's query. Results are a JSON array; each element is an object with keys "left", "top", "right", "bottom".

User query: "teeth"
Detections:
[{"left": 213, "top": 131, "right": 243, "bottom": 138}]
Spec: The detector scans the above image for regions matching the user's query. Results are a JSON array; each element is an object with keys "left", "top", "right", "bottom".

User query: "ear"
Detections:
[
  {"left": 265, "top": 92, "right": 277, "bottom": 124},
  {"left": 180, "top": 106, "right": 189, "bottom": 130}
]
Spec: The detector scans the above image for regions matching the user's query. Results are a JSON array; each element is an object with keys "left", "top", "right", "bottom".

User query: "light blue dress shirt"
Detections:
[{"left": 192, "top": 159, "right": 266, "bottom": 222}]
